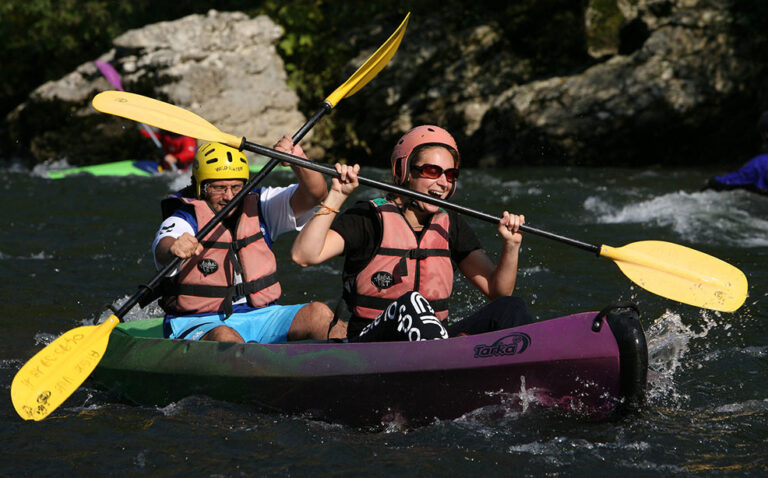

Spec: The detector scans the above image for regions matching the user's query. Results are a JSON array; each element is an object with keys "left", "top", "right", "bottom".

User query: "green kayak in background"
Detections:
[
  {"left": 47, "top": 160, "right": 160, "bottom": 179},
  {"left": 46, "top": 159, "right": 291, "bottom": 179}
]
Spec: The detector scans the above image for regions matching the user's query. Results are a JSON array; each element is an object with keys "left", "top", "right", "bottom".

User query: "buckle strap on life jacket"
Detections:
[
  {"left": 383, "top": 247, "right": 451, "bottom": 277},
  {"left": 171, "top": 273, "right": 278, "bottom": 301},
  {"left": 407, "top": 248, "right": 450, "bottom": 259},
  {"left": 233, "top": 272, "right": 279, "bottom": 296},
  {"left": 232, "top": 231, "right": 265, "bottom": 251},
  {"left": 174, "top": 282, "right": 233, "bottom": 298},
  {"left": 202, "top": 231, "right": 264, "bottom": 250},
  {"left": 377, "top": 247, "right": 450, "bottom": 259}
]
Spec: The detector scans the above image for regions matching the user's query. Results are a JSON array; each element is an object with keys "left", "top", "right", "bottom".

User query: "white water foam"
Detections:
[
  {"left": 584, "top": 190, "right": 768, "bottom": 247},
  {"left": 0, "top": 251, "right": 53, "bottom": 260},
  {"left": 32, "top": 332, "right": 58, "bottom": 346},
  {"left": 166, "top": 171, "right": 192, "bottom": 191},
  {"left": 499, "top": 179, "right": 544, "bottom": 198},
  {"left": 31, "top": 158, "right": 73, "bottom": 178},
  {"left": 0, "top": 359, "right": 22, "bottom": 370},
  {"left": 507, "top": 436, "right": 656, "bottom": 468},
  {"left": 520, "top": 265, "right": 549, "bottom": 277},
  {"left": 303, "top": 264, "right": 341, "bottom": 275},
  {"left": 645, "top": 309, "right": 723, "bottom": 407},
  {"left": 714, "top": 398, "right": 768, "bottom": 414},
  {"left": 92, "top": 294, "right": 163, "bottom": 324}
]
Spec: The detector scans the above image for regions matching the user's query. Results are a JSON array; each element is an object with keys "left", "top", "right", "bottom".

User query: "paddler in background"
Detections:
[
  {"left": 140, "top": 127, "right": 198, "bottom": 171},
  {"left": 151, "top": 139, "right": 337, "bottom": 343},
  {"left": 291, "top": 125, "right": 535, "bottom": 342},
  {"left": 702, "top": 110, "right": 768, "bottom": 196}
]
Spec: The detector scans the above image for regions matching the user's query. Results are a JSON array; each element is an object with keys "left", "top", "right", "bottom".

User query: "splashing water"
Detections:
[
  {"left": 645, "top": 309, "right": 722, "bottom": 407},
  {"left": 584, "top": 190, "right": 768, "bottom": 247},
  {"left": 93, "top": 295, "right": 164, "bottom": 324},
  {"left": 30, "top": 158, "right": 73, "bottom": 178},
  {"left": 167, "top": 171, "right": 192, "bottom": 191}
]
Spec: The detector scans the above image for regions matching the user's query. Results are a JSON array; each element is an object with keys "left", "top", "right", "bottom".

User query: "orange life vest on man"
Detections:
[
  {"left": 160, "top": 193, "right": 281, "bottom": 316},
  {"left": 344, "top": 198, "right": 454, "bottom": 320}
]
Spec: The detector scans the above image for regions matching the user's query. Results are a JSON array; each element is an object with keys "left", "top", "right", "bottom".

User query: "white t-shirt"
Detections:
[{"left": 152, "top": 184, "right": 313, "bottom": 275}]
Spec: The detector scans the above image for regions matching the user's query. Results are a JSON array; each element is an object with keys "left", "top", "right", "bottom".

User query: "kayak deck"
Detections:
[{"left": 91, "top": 308, "right": 647, "bottom": 425}]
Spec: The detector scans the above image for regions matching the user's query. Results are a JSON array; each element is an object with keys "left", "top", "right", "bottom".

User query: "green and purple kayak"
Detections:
[
  {"left": 46, "top": 159, "right": 290, "bottom": 179},
  {"left": 90, "top": 306, "right": 648, "bottom": 425}
]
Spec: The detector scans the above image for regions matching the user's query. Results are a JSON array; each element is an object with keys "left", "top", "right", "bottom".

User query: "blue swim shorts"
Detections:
[{"left": 163, "top": 303, "right": 306, "bottom": 343}]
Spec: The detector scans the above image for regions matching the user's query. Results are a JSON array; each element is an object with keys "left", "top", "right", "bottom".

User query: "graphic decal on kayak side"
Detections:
[{"left": 473, "top": 332, "right": 531, "bottom": 358}]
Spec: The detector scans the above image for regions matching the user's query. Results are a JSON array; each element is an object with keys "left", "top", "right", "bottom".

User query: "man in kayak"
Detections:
[
  {"left": 291, "top": 125, "right": 534, "bottom": 341},
  {"left": 140, "top": 127, "right": 198, "bottom": 171},
  {"left": 702, "top": 111, "right": 768, "bottom": 196},
  {"left": 152, "top": 139, "right": 337, "bottom": 343}
]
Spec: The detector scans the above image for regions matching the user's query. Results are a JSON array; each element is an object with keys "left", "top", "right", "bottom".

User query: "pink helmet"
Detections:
[{"left": 390, "top": 125, "right": 461, "bottom": 198}]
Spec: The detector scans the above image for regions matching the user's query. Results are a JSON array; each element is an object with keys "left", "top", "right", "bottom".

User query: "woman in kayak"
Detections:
[{"left": 291, "top": 125, "right": 534, "bottom": 341}]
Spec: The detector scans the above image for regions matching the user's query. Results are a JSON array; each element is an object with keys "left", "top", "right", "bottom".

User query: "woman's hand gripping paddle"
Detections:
[
  {"left": 93, "top": 92, "right": 748, "bottom": 313},
  {"left": 11, "top": 13, "right": 410, "bottom": 422}
]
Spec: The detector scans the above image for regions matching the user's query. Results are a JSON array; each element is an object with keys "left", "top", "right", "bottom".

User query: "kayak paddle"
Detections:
[
  {"left": 95, "top": 60, "right": 163, "bottom": 148},
  {"left": 11, "top": 13, "right": 410, "bottom": 422},
  {"left": 92, "top": 92, "right": 748, "bottom": 314}
]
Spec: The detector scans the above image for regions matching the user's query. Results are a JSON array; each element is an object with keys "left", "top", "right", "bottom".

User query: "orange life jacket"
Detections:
[
  {"left": 160, "top": 194, "right": 281, "bottom": 316},
  {"left": 344, "top": 198, "right": 454, "bottom": 320}
]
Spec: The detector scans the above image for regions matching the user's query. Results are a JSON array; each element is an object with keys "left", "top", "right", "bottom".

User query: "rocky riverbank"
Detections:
[{"left": 4, "top": 1, "right": 767, "bottom": 168}]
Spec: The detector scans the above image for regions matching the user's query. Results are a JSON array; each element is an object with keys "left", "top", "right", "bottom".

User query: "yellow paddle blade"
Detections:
[
  {"left": 11, "top": 315, "right": 120, "bottom": 421},
  {"left": 600, "top": 241, "right": 748, "bottom": 312},
  {"left": 92, "top": 91, "right": 243, "bottom": 149},
  {"left": 324, "top": 12, "right": 410, "bottom": 108}
]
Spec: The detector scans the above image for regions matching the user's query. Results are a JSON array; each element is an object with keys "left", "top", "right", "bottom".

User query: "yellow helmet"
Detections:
[{"left": 192, "top": 142, "right": 250, "bottom": 198}]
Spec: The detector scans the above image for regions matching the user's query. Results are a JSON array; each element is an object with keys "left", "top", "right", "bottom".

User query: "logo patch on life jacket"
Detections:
[
  {"left": 198, "top": 258, "right": 218, "bottom": 276},
  {"left": 371, "top": 271, "right": 395, "bottom": 291}
]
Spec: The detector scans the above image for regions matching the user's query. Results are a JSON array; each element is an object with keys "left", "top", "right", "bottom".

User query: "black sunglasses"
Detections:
[{"left": 410, "top": 163, "right": 459, "bottom": 182}]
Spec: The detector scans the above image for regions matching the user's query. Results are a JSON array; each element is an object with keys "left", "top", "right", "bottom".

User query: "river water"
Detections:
[{"left": 1, "top": 161, "right": 766, "bottom": 476}]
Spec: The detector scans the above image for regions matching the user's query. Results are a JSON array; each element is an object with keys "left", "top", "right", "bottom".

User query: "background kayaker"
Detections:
[
  {"left": 702, "top": 111, "right": 768, "bottom": 196},
  {"left": 140, "top": 127, "right": 198, "bottom": 171},
  {"left": 152, "top": 140, "right": 337, "bottom": 343},
  {"left": 291, "top": 125, "right": 534, "bottom": 342}
]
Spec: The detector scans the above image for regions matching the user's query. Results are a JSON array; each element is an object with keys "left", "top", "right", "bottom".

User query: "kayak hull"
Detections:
[{"left": 91, "top": 308, "right": 647, "bottom": 425}]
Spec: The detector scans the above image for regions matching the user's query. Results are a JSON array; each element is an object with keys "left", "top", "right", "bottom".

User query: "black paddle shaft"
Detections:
[
  {"left": 240, "top": 139, "right": 602, "bottom": 255},
  {"left": 113, "top": 103, "right": 333, "bottom": 319}
]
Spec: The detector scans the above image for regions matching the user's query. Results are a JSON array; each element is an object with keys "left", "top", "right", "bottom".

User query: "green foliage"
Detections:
[
  {"left": 1, "top": 1, "right": 122, "bottom": 115},
  {"left": 584, "top": 0, "right": 625, "bottom": 56}
]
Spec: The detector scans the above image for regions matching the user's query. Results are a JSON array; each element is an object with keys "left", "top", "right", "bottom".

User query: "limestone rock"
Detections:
[{"left": 7, "top": 10, "right": 305, "bottom": 164}]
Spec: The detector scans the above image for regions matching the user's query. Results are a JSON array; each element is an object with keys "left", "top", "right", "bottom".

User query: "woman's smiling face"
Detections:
[{"left": 406, "top": 145, "right": 457, "bottom": 214}]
